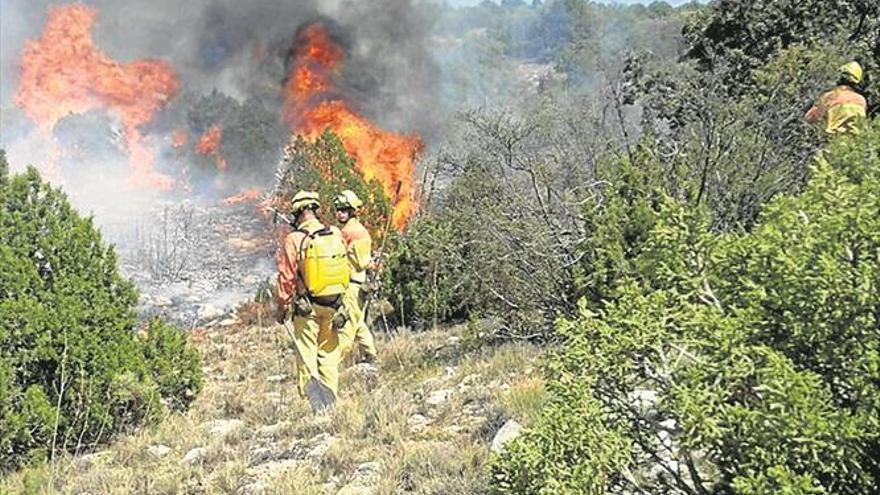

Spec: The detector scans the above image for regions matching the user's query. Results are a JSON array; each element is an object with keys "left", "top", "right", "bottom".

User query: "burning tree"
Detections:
[
  {"left": 282, "top": 23, "right": 423, "bottom": 230},
  {"left": 273, "top": 131, "right": 392, "bottom": 236}
]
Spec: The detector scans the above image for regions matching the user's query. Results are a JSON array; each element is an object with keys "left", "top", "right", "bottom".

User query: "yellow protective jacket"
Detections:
[
  {"left": 805, "top": 85, "right": 867, "bottom": 135},
  {"left": 340, "top": 218, "right": 372, "bottom": 284},
  {"left": 276, "top": 217, "right": 326, "bottom": 305}
]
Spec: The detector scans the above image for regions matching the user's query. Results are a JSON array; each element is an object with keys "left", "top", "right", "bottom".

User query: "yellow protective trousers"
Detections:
[
  {"left": 288, "top": 302, "right": 340, "bottom": 399},
  {"left": 338, "top": 283, "right": 378, "bottom": 361}
]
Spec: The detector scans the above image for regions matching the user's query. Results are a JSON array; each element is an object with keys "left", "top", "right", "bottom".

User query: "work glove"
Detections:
[
  {"left": 275, "top": 304, "right": 288, "bottom": 325},
  {"left": 332, "top": 308, "right": 349, "bottom": 330},
  {"left": 294, "top": 297, "right": 313, "bottom": 317}
]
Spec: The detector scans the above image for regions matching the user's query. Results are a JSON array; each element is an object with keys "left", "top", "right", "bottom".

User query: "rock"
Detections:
[
  {"left": 153, "top": 295, "right": 173, "bottom": 307},
  {"left": 628, "top": 389, "right": 659, "bottom": 417},
  {"left": 352, "top": 461, "right": 382, "bottom": 484},
  {"left": 245, "top": 458, "right": 303, "bottom": 485},
  {"left": 198, "top": 303, "right": 224, "bottom": 321},
  {"left": 426, "top": 389, "right": 453, "bottom": 407},
  {"left": 239, "top": 480, "right": 267, "bottom": 495},
  {"left": 306, "top": 433, "right": 337, "bottom": 461},
  {"left": 146, "top": 444, "right": 172, "bottom": 459},
  {"left": 181, "top": 447, "right": 208, "bottom": 466},
  {"left": 407, "top": 413, "right": 431, "bottom": 432},
  {"left": 248, "top": 447, "right": 275, "bottom": 466},
  {"left": 337, "top": 462, "right": 382, "bottom": 495},
  {"left": 205, "top": 418, "right": 246, "bottom": 440},
  {"left": 219, "top": 317, "right": 237, "bottom": 327},
  {"left": 266, "top": 374, "right": 288, "bottom": 383},
  {"left": 337, "top": 486, "right": 373, "bottom": 495},
  {"left": 76, "top": 450, "right": 111, "bottom": 470},
  {"left": 490, "top": 420, "right": 524, "bottom": 453}
]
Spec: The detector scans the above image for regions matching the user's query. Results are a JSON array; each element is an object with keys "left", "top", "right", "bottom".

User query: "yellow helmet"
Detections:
[
  {"left": 333, "top": 189, "right": 363, "bottom": 211},
  {"left": 839, "top": 61, "right": 864, "bottom": 85},
  {"left": 290, "top": 190, "right": 320, "bottom": 216}
]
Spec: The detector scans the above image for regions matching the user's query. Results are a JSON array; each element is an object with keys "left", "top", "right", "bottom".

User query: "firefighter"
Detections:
[
  {"left": 334, "top": 190, "right": 379, "bottom": 364},
  {"left": 276, "top": 190, "right": 350, "bottom": 412},
  {"left": 805, "top": 61, "right": 868, "bottom": 135}
]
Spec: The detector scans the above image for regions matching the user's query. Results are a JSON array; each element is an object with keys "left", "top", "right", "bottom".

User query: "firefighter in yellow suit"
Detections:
[
  {"left": 806, "top": 61, "right": 868, "bottom": 135},
  {"left": 276, "top": 190, "right": 349, "bottom": 412},
  {"left": 334, "top": 190, "right": 379, "bottom": 363}
]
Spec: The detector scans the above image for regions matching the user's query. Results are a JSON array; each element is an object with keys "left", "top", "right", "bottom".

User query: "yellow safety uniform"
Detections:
[
  {"left": 276, "top": 217, "right": 342, "bottom": 400},
  {"left": 338, "top": 217, "right": 378, "bottom": 361},
  {"left": 805, "top": 85, "right": 868, "bottom": 135}
]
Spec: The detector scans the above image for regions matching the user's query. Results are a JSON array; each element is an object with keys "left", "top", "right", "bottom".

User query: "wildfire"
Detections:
[
  {"left": 172, "top": 130, "right": 189, "bottom": 148},
  {"left": 195, "top": 125, "right": 228, "bottom": 171},
  {"left": 224, "top": 188, "right": 263, "bottom": 206},
  {"left": 283, "top": 23, "right": 422, "bottom": 230},
  {"left": 15, "top": 4, "right": 179, "bottom": 189}
]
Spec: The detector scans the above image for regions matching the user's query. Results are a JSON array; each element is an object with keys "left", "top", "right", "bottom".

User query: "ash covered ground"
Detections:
[{"left": 99, "top": 199, "right": 277, "bottom": 328}]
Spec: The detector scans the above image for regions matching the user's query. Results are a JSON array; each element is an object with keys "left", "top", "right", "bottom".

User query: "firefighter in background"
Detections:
[
  {"left": 276, "top": 190, "right": 350, "bottom": 412},
  {"left": 805, "top": 61, "right": 868, "bottom": 135},
  {"left": 334, "top": 190, "right": 380, "bottom": 364}
]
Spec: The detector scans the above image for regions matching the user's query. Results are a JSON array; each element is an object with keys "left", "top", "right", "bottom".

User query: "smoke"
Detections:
[{"left": 0, "top": 0, "right": 446, "bottom": 213}]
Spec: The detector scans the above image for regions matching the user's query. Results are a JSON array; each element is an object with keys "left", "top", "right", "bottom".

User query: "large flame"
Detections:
[
  {"left": 283, "top": 23, "right": 422, "bottom": 230},
  {"left": 15, "top": 4, "right": 179, "bottom": 189},
  {"left": 195, "top": 125, "right": 228, "bottom": 171}
]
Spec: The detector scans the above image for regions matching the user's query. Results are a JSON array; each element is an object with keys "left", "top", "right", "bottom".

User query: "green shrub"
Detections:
[
  {"left": 488, "top": 124, "right": 880, "bottom": 493},
  {"left": 0, "top": 155, "right": 203, "bottom": 471},
  {"left": 382, "top": 216, "right": 477, "bottom": 328},
  {"left": 273, "top": 131, "right": 392, "bottom": 236},
  {"left": 139, "top": 319, "right": 203, "bottom": 412}
]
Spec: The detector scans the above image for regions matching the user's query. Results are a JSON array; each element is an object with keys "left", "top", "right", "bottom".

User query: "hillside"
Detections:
[{"left": 2, "top": 322, "right": 543, "bottom": 494}]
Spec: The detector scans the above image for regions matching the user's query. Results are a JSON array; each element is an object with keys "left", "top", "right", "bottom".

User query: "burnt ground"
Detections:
[{"left": 99, "top": 199, "right": 277, "bottom": 328}]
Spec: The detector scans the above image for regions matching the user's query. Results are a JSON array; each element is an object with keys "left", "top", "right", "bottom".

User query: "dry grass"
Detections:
[{"left": 2, "top": 323, "right": 543, "bottom": 495}]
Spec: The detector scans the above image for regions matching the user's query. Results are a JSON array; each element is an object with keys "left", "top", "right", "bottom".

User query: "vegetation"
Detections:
[
  {"left": 4, "top": 0, "right": 879, "bottom": 490},
  {"left": 489, "top": 121, "right": 880, "bottom": 494},
  {"left": 378, "top": 0, "right": 880, "bottom": 491},
  {"left": 273, "top": 131, "right": 392, "bottom": 236},
  {"left": 2, "top": 324, "right": 544, "bottom": 494},
  {"left": 0, "top": 155, "right": 203, "bottom": 472}
]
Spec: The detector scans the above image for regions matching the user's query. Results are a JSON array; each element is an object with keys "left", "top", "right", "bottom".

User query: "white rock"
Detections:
[
  {"left": 266, "top": 374, "right": 288, "bottom": 383},
  {"left": 256, "top": 423, "right": 286, "bottom": 438},
  {"left": 146, "top": 444, "right": 172, "bottom": 459},
  {"left": 426, "top": 389, "right": 453, "bottom": 407},
  {"left": 407, "top": 414, "right": 431, "bottom": 432},
  {"left": 306, "top": 433, "right": 337, "bottom": 460},
  {"left": 239, "top": 481, "right": 267, "bottom": 495},
  {"left": 352, "top": 461, "right": 381, "bottom": 484},
  {"left": 153, "top": 296, "right": 173, "bottom": 307},
  {"left": 198, "top": 303, "right": 224, "bottom": 321},
  {"left": 628, "top": 389, "right": 659, "bottom": 414},
  {"left": 180, "top": 447, "right": 208, "bottom": 466},
  {"left": 336, "top": 461, "right": 382, "bottom": 494},
  {"left": 490, "top": 420, "right": 524, "bottom": 453},
  {"left": 76, "top": 451, "right": 111, "bottom": 470},
  {"left": 205, "top": 418, "right": 246, "bottom": 440}
]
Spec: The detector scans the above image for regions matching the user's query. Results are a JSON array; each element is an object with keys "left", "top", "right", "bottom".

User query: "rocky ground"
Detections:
[{"left": 3, "top": 322, "right": 544, "bottom": 494}]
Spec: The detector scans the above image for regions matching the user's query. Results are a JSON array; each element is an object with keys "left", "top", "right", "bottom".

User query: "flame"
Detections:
[
  {"left": 283, "top": 23, "right": 422, "bottom": 230},
  {"left": 224, "top": 188, "right": 263, "bottom": 206},
  {"left": 15, "top": 4, "right": 179, "bottom": 189},
  {"left": 171, "top": 129, "right": 189, "bottom": 148},
  {"left": 195, "top": 124, "right": 228, "bottom": 171}
]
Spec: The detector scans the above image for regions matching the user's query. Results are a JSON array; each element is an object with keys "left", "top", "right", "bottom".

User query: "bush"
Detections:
[
  {"left": 273, "top": 131, "right": 392, "bottom": 236},
  {"left": 488, "top": 124, "right": 880, "bottom": 493},
  {"left": 0, "top": 154, "right": 203, "bottom": 471}
]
